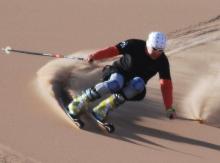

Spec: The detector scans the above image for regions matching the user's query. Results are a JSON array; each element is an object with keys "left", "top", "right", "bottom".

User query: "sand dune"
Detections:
[
  {"left": 1, "top": 1, "right": 220, "bottom": 162},
  {"left": 37, "top": 15, "right": 220, "bottom": 128},
  {"left": 33, "top": 16, "right": 220, "bottom": 162}
]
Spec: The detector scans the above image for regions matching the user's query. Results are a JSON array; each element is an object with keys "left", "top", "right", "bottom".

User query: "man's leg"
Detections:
[
  {"left": 92, "top": 77, "right": 146, "bottom": 122},
  {"left": 68, "top": 87, "right": 101, "bottom": 116},
  {"left": 94, "top": 73, "right": 124, "bottom": 95},
  {"left": 68, "top": 73, "right": 124, "bottom": 116},
  {"left": 92, "top": 93, "right": 125, "bottom": 122}
]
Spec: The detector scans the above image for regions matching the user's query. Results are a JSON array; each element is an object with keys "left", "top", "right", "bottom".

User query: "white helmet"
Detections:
[{"left": 146, "top": 32, "right": 167, "bottom": 50}]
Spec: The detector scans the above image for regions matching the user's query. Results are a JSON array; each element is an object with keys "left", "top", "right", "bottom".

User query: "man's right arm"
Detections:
[{"left": 87, "top": 46, "right": 120, "bottom": 62}]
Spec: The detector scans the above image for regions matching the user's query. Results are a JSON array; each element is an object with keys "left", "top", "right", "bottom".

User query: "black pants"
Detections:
[{"left": 102, "top": 65, "right": 147, "bottom": 101}]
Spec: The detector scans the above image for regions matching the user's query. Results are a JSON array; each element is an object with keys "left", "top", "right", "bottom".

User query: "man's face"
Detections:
[{"left": 146, "top": 47, "right": 163, "bottom": 60}]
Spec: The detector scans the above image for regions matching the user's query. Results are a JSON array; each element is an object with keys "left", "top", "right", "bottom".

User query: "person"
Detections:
[{"left": 67, "top": 31, "right": 176, "bottom": 123}]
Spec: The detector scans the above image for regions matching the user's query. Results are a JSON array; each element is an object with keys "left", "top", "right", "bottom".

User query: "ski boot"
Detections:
[
  {"left": 91, "top": 93, "right": 125, "bottom": 133},
  {"left": 166, "top": 107, "right": 176, "bottom": 120},
  {"left": 68, "top": 87, "right": 101, "bottom": 128}
]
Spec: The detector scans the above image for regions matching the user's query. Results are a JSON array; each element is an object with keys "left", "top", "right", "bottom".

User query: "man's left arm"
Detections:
[
  {"left": 160, "top": 79, "right": 176, "bottom": 119},
  {"left": 159, "top": 56, "right": 176, "bottom": 119}
]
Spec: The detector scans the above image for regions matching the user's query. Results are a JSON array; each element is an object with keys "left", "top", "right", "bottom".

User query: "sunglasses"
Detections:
[{"left": 153, "top": 47, "right": 164, "bottom": 52}]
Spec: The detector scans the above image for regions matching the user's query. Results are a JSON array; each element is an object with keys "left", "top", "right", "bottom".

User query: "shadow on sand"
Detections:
[
  {"left": 51, "top": 79, "right": 220, "bottom": 155},
  {"left": 36, "top": 55, "right": 220, "bottom": 156}
]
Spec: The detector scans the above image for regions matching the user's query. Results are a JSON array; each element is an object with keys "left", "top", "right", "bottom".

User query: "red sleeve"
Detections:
[
  {"left": 160, "top": 79, "right": 173, "bottom": 110},
  {"left": 90, "top": 46, "right": 119, "bottom": 60}
]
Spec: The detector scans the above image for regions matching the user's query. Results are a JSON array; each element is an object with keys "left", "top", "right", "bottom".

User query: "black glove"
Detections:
[{"left": 166, "top": 107, "right": 176, "bottom": 120}]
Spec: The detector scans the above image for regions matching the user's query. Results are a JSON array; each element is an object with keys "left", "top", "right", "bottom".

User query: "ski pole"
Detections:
[{"left": 1, "top": 46, "right": 85, "bottom": 61}]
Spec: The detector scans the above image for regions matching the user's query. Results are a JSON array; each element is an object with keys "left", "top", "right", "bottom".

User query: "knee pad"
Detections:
[
  {"left": 130, "top": 77, "right": 145, "bottom": 92},
  {"left": 94, "top": 73, "right": 124, "bottom": 95},
  {"left": 106, "top": 73, "right": 124, "bottom": 92},
  {"left": 122, "top": 77, "right": 145, "bottom": 100}
]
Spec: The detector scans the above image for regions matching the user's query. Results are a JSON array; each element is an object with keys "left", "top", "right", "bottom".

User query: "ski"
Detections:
[
  {"left": 58, "top": 96, "right": 84, "bottom": 129},
  {"left": 90, "top": 111, "right": 115, "bottom": 133}
]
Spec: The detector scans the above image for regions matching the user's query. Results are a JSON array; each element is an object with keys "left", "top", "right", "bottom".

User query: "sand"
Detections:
[{"left": 0, "top": 0, "right": 220, "bottom": 162}]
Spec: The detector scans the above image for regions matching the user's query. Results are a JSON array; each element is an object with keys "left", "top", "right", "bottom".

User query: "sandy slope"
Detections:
[
  {"left": 36, "top": 17, "right": 220, "bottom": 163},
  {"left": 0, "top": 1, "right": 220, "bottom": 163}
]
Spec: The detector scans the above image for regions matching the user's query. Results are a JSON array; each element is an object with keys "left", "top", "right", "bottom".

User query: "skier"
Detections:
[{"left": 67, "top": 32, "right": 176, "bottom": 124}]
